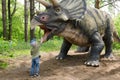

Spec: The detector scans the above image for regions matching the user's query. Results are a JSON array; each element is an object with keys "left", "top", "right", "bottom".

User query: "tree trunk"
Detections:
[
  {"left": 95, "top": 0, "right": 100, "bottom": 9},
  {"left": 30, "top": 0, "right": 35, "bottom": 40},
  {"left": 38, "top": 2, "right": 41, "bottom": 38},
  {"left": 24, "top": 0, "right": 29, "bottom": 42},
  {"left": 8, "top": 0, "right": 17, "bottom": 40},
  {"left": 2, "top": 0, "right": 7, "bottom": 40},
  {"left": 8, "top": 0, "right": 12, "bottom": 40}
]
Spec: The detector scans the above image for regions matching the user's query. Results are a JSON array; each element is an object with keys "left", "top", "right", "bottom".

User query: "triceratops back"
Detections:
[{"left": 60, "top": 0, "right": 86, "bottom": 20}]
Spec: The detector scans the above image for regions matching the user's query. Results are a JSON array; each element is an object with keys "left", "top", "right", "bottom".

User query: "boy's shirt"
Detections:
[{"left": 31, "top": 43, "right": 41, "bottom": 59}]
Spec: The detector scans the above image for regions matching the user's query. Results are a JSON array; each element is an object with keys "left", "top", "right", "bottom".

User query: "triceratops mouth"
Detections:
[
  {"left": 30, "top": 18, "right": 53, "bottom": 43},
  {"left": 39, "top": 25, "right": 53, "bottom": 43}
]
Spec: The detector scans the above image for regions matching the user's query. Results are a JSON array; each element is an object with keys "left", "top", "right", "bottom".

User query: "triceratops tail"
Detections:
[{"left": 113, "top": 31, "right": 120, "bottom": 43}]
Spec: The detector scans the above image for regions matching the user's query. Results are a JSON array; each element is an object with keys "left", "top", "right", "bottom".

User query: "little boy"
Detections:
[{"left": 30, "top": 39, "right": 41, "bottom": 77}]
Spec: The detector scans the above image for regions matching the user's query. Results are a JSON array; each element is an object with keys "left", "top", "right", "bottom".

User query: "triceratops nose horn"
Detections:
[
  {"left": 50, "top": 0, "right": 59, "bottom": 6},
  {"left": 36, "top": 0, "right": 51, "bottom": 7}
]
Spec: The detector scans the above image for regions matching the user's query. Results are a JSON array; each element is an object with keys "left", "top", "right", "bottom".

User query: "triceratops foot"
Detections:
[
  {"left": 84, "top": 60, "right": 100, "bottom": 67},
  {"left": 101, "top": 53, "right": 116, "bottom": 60},
  {"left": 55, "top": 54, "right": 67, "bottom": 60}
]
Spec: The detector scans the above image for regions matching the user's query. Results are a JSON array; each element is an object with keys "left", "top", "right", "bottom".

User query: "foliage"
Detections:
[
  {"left": 0, "top": 38, "right": 17, "bottom": 57},
  {"left": 113, "top": 14, "right": 120, "bottom": 50},
  {"left": 0, "top": 61, "right": 8, "bottom": 69},
  {"left": 114, "top": 14, "right": 120, "bottom": 35},
  {"left": 40, "top": 38, "right": 63, "bottom": 52},
  {"left": 11, "top": 3, "right": 25, "bottom": 40}
]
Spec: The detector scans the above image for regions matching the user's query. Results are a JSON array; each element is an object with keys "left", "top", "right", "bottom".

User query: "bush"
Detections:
[
  {"left": 113, "top": 14, "right": 120, "bottom": 50},
  {"left": 0, "top": 61, "right": 8, "bottom": 69}
]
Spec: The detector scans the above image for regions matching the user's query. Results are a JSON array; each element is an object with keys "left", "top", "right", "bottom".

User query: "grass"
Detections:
[
  {"left": 0, "top": 38, "right": 120, "bottom": 69},
  {"left": 0, "top": 39, "right": 63, "bottom": 68},
  {"left": 40, "top": 39, "right": 63, "bottom": 52},
  {"left": 0, "top": 62, "right": 8, "bottom": 69}
]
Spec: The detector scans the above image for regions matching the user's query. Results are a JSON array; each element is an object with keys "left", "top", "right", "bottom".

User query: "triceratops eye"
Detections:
[
  {"left": 40, "top": 15, "right": 49, "bottom": 22},
  {"left": 55, "top": 8, "right": 61, "bottom": 12}
]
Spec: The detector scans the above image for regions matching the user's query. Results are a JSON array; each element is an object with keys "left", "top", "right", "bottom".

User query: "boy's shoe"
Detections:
[{"left": 34, "top": 73, "right": 39, "bottom": 77}]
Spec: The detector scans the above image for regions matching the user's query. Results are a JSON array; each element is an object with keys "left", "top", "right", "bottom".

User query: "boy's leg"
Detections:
[
  {"left": 30, "top": 59, "right": 35, "bottom": 76},
  {"left": 35, "top": 57, "right": 40, "bottom": 75}
]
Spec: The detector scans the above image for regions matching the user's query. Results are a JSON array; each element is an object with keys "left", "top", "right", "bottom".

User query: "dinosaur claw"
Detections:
[
  {"left": 55, "top": 55, "right": 66, "bottom": 60},
  {"left": 56, "top": 57, "right": 59, "bottom": 60},
  {"left": 86, "top": 62, "right": 91, "bottom": 65},
  {"left": 101, "top": 54, "right": 116, "bottom": 61},
  {"left": 91, "top": 63, "right": 94, "bottom": 66},
  {"left": 85, "top": 60, "right": 100, "bottom": 67}
]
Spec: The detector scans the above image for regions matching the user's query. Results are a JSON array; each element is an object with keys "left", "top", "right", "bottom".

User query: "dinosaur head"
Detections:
[{"left": 31, "top": 0, "right": 86, "bottom": 43}]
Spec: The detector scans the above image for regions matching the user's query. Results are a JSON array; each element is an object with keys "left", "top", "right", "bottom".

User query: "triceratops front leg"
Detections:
[
  {"left": 85, "top": 32, "right": 104, "bottom": 67},
  {"left": 56, "top": 38, "right": 72, "bottom": 60}
]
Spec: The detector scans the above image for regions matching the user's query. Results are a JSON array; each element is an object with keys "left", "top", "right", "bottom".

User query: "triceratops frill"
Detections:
[
  {"left": 60, "top": 0, "right": 86, "bottom": 19},
  {"left": 31, "top": 0, "right": 120, "bottom": 67}
]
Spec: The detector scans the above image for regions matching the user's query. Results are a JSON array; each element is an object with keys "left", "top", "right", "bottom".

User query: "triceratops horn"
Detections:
[
  {"left": 50, "top": 0, "right": 59, "bottom": 6},
  {"left": 35, "top": 10, "right": 41, "bottom": 15},
  {"left": 36, "top": 0, "right": 51, "bottom": 7}
]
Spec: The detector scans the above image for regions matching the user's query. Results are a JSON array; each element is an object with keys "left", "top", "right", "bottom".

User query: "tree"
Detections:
[
  {"left": 2, "top": 0, "right": 7, "bottom": 40},
  {"left": 95, "top": 0, "right": 100, "bottom": 9},
  {"left": 24, "top": 0, "right": 29, "bottom": 42},
  {"left": 30, "top": 0, "right": 35, "bottom": 40},
  {"left": 8, "top": 0, "right": 17, "bottom": 40}
]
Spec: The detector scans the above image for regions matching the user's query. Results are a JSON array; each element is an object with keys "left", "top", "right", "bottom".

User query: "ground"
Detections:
[{"left": 0, "top": 50, "right": 120, "bottom": 80}]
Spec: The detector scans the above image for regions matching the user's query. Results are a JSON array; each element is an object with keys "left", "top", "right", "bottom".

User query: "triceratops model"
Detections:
[{"left": 31, "top": 0, "right": 120, "bottom": 67}]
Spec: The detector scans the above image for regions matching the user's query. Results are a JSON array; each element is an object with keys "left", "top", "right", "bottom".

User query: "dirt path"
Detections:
[{"left": 0, "top": 51, "right": 120, "bottom": 80}]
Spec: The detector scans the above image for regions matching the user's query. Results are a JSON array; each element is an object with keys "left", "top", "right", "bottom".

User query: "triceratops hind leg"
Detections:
[
  {"left": 56, "top": 39, "right": 72, "bottom": 60},
  {"left": 102, "top": 20, "right": 115, "bottom": 60},
  {"left": 85, "top": 32, "right": 104, "bottom": 67},
  {"left": 103, "top": 35, "right": 115, "bottom": 60}
]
